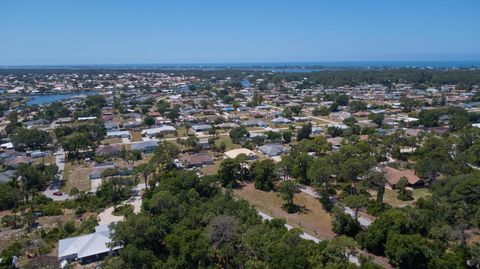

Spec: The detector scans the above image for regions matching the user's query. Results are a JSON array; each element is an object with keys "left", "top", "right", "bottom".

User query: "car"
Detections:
[{"left": 53, "top": 191, "right": 63, "bottom": 196}]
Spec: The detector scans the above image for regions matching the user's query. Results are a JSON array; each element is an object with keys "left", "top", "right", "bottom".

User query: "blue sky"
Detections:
[{"left": 1, "top": 0, "right": 479, "bottom": 65}]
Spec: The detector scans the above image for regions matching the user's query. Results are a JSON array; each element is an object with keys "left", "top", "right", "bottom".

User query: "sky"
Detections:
[{"left": 1, "top": 0, "right": 480, "bottom": 65}]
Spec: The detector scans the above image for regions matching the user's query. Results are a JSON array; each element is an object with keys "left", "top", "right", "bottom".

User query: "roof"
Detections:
[
  {"left": 271, "top": 117, "right": 292, "bottom": 124},
  {"left": 131, "top": 140, "right": 158, "bottom": 151},
  {"left": 181, "top": 154, "right": 213, "bottom": 166},
  {"left": 141, "top": 126, "right": 176, "bottom": 136},
  {"left": 382, "top": 166, "right": 422, "bottom": 186},
  {"left": 58, "top": 225, "right": 121, "bottom": 261},
  {"left": 258, "top": 144, "right": 287, "bottom": 157},
  {"left": 224, "top": 148, "right": 256, "bottom": 159}
]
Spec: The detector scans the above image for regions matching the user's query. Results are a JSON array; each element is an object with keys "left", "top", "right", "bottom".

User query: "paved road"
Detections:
[
  {"left": 43, "top": 149, "right": 72, "bottom": 201},
  {"left": 298, "top": 185, "right": 373, "bottom": 227},
  {"left": 257, "top": 210, "right": 359, "bottom": 265}
]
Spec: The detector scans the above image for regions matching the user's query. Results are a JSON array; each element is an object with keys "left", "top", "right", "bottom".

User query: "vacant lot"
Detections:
[
  {"left": 63, "top": 163, "right": 92, "bottom": 192},
  {"left": 234, "top": 182, "right": 335, "bottom": 239},
  {"left": 130, "top": 131, "right": 143, "bottom": 142}
]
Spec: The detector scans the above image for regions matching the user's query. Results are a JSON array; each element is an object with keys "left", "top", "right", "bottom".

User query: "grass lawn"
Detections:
[
  {"left": 32, "top": 155, "right": 56, "bottom": 165},
  {"left": 234, "top": 182, "right": 335, "bottom": 240},
  {"left": 130, "top": 131, "right": 143, "bottom": 142},
  {"left": 381, "top": 187, "right": 431, "bottom": 207},
  {"left": 101, "top": 137, "right": 122, "bottom": 144},
  {"left": 199, "top": 160, "right": 222, "bottom": 175},
  {"left": 62, "top": 163, "right": 92, "bottom": 192},
  {"left": 215, "top": 136, "right": 240, "bottom": 151}
]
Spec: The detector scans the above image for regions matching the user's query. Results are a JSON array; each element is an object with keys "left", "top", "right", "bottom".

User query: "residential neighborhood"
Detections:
[{"left": 0, "top": 67, "right": 479, "bottom": 269}]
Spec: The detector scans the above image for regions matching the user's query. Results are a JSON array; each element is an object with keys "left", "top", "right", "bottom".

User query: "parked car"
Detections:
[{"left": 53, "top": 191, "right": 63, "bottom": 196}]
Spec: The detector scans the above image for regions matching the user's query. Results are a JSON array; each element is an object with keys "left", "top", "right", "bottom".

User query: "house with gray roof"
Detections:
[
  {"left": 58, "top": 225, "right": 121, "bottom": 264},
  {"left": 131, "top": 140, "right": 158, "bottom": 152},
  {"left": 258, "top": 144, "right": 288, "bottom": 157}
]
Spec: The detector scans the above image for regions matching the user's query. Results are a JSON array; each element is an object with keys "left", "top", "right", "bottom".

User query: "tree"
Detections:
[
  {"left": 144, "top": 116, "right": 155, "bottom": 127},
  {"left": 368, "top": 113, "right": 384, "bottom": 127},
  {"left": 344, "top": 194, "right": 369, "bottom": 220},
  {"left": 308, "top": 158, "right": 332, "bottom": 195},
  {"left": 332, "top": 210, "right": 361, "bottom": 237},
  {"left": 229, "top": 126, "right": 248, "bottom": 144},
  {"left": 156, "top": 100, "right": 171, "bottom": 116},
  {"left": 62, "top": 132, "right": 93, "bottom": 159},
  {"left": 11, "top": 128, "right": 52, "bottom": 149},
  {"left": 168, "top": 105, "right": 180, "bottom": 123},
  {"left": 207, "top": 215, "right": 240, "bottom": 267},
  {"left": 282, "top": 107, "right": 293, "bottom": 119},
  {"left": 322, "top": 236, "right": 358, "bottom": 265},
  {"left": 134, "top": 163, "right": 154, "bottom": 191},
  {"left": 385, "top": 233, "right": 441, "bottom": 269},
  {"left": 218, "top": 158, "right": 241, "bottom": 188},
  {"left": 282, "top": 131, "right": 292, "bottom": 143},
  {"left": 251, "top": 159, "right": 278, "bottom": 191},
  {"left": 149, "top": 142, "right": 179, "bottom": 172},
  {"left": 365, "top": 171, "right": 386, "bottom": 204},
  {"left": 335, "top": 95, "right": 349, "bottom": 106},
  {"left": 278, "top": 180, "right": 300, "bottom": 213},
  {"left": 296, "top": 122, "right": 312, "bottom": 141},
  {"left": 397, "top": 177, "right": 414, "bottom": 201}
]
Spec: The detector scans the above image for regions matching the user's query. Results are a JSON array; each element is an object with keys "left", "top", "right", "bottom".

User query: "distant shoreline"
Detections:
[{"left": 1, "top": 60, "right": 480, "bottom": 70}]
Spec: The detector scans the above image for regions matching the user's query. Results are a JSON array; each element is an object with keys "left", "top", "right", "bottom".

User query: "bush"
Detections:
[
  {"left": 366, "top": 201, "right": 391, "bottom": 217},
  {"left": 397, "top": 190, "right": 414, "bottom": 201},
  {"left": 112, "top": 204, "right": 134, "bottom": 216},
  {"left": 332, "top": 210, "right": 361, "bottom": 237}
]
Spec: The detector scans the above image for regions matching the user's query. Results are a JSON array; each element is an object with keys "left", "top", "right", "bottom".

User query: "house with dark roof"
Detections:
[{"left": 181, "top": 154, "right": 214, "bottom": 168}]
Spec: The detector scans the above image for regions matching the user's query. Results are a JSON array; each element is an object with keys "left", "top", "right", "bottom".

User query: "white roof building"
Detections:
[
  {"left": 224, "top": 148, "right": 256, "bottom": 159},
  {"left": 58, "top": 225, "right": 121, "bottom": 263},
  {"left": 141, "top": 126, "right": 177, "bottom": 137}
]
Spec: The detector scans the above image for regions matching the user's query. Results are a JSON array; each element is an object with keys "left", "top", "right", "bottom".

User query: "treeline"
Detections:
[{"left": 105, "top": 169, "right": 381, "bottom": 269}]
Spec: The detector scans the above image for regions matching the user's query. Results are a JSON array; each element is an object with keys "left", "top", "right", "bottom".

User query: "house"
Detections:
[
  {"left": 23, "top": 118, "right": 49, "bottom": 127},
  {"left": 131, "top": 140, "right": 158, "bottom": 152},
  {"left": 56, "top": 117, "right": 74, "bottom": 124},
  {"left": 96, "top": 144, "right": 123, "bottom": 157},
  {"left": 382, "top": 166, "right": 423, "bottom": 188},
  {"left": 142, "top": 126, "right": 177, "bottom": 138},
  {"left": 224, "top": 148, "right": 256, "bottom": 160},
  {"left": 106, "top": 131, "right": 131, "bottom": 139},
  {"left": 216, "top": 122, "right": 240, "bottom": 129},
  {"left": 191, "top": 124, "right": 212, "bottom": 132},
  {"left": 271, "top": 117, "right": 292, "bottom": 126},
  {"left": 104, "top": 122, "right": 119, "bottom": 131},
  {"left": 123, "top": 121, "right": 143, "bottom": 129},
  {"left": 258, "top": 144, "right": 288, "bottom": 157},
  {"left": 311, "top": 127, "right": 324, "bottom": 136},
  {"left": 181, "top": 154, "right": 214, "bottom": 168},
  {"left": 58, "top": 225, "right": 122, "bottom": 264},
  {"left": 243, "top": 119, "right": 267, "bottom": 128}
]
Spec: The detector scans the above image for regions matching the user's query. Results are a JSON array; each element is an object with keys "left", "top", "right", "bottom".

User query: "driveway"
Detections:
[{"left": 43, "top": 149, "right": 72, "bottom": 201}]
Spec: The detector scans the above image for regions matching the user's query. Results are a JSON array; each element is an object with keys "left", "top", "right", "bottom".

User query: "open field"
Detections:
[
  {"left": 63, "top": 163, "right": 92, "bottom": 192},
  {"left": 234, "top": 182, "right": 335, "bottom": 240}
]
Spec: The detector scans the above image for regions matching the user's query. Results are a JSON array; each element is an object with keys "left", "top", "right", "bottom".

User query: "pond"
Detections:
[{"left": 27, "top": 91, "right": 97, "bottom": 106}]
